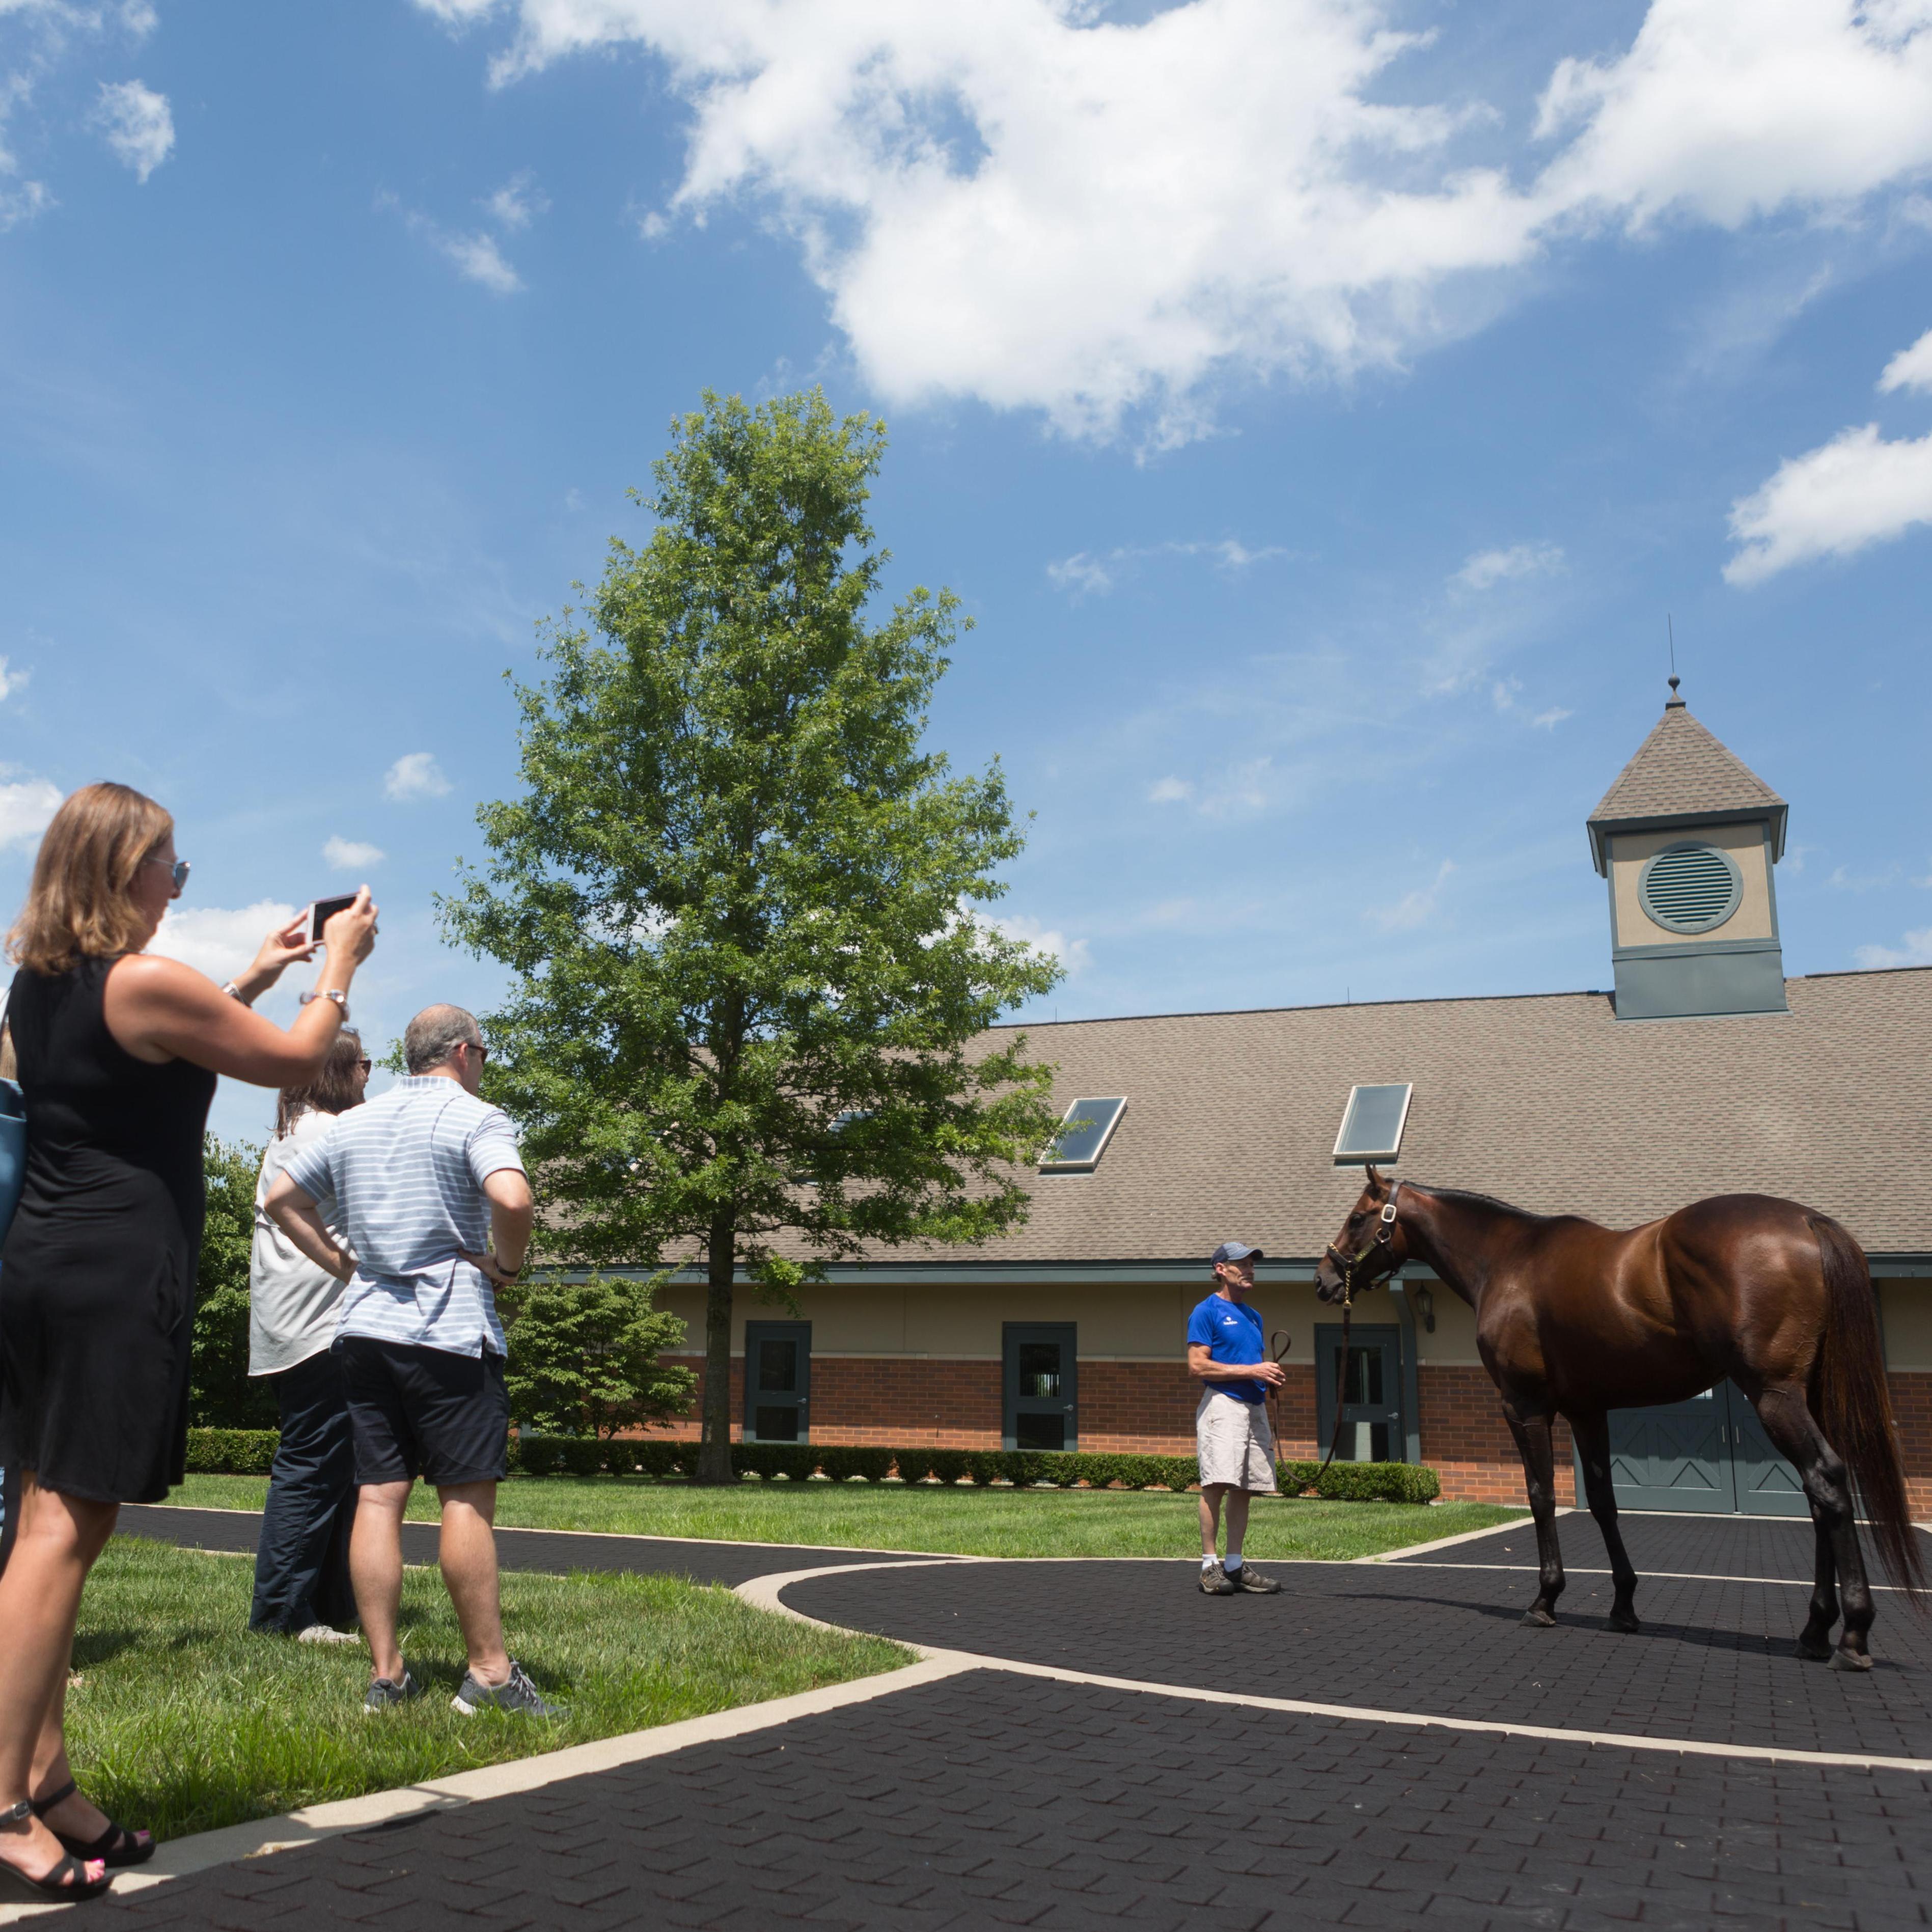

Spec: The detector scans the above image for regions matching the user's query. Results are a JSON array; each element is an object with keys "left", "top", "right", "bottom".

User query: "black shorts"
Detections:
[{"left": 338, "top": 1338, "right": 509, "bottom": 1488}]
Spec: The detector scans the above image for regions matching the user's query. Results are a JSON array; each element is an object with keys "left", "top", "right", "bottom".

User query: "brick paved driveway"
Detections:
[{"left": 88, "top": 1509, "right": 1932, "bottom": 1930}]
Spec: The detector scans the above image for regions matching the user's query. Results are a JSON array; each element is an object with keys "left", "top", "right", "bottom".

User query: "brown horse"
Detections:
[{"left": 1314, "top": 1168, "right": 1923, "bottom": 1669}]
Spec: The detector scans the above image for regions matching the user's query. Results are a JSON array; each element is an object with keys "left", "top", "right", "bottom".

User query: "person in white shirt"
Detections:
[
  {"left": 247, "top": 1031, "right": 367, "bottom": 1642},
  {"left": 266, "top": 1004, "right": 558, "bottom": 1717}
]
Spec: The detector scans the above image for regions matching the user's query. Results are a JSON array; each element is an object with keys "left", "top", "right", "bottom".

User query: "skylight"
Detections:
[
  {"left": 1332, "top": 1083, "right": 1413, "bottom": 1166},
  {"left": 1040, "top": 1096, "right": 1127, "bottom": 1173}
]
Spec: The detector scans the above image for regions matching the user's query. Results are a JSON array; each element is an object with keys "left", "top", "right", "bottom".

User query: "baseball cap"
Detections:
[{"left": 1211, "top": 1240, "right": 1263, "bottom": 1264}]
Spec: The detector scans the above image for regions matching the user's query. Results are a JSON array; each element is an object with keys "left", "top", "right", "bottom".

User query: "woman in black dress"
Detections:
[{"left": 0, "top": 783, "right": 377, "bottom": 1903}]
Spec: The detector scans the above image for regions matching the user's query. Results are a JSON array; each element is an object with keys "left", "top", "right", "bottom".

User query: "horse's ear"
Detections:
[{"left": 1364, "top": 1163, "right": 1383, "bottom": 1193}]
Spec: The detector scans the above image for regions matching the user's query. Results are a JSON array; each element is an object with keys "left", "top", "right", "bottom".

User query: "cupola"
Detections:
[{"left": 1586, "top": 680, "right": 1788, "bottom": 1021}]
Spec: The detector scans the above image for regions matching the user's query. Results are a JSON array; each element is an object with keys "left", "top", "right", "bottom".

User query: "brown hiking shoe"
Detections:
[
  {"left": 1199, "top": 1560, "right": 1237, "bottom": 1595},
  {"left": 1227, "top": 1563, "right": 1281, "bottom": 1594}
]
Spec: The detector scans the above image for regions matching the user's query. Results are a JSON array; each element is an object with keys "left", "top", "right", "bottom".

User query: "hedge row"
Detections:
[{"left": 181, "top": 1429, "right": 1440, "bottom": 1503}]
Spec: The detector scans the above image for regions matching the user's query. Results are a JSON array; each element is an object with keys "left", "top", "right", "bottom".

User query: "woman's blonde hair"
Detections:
[{"left": 8, "top": 782, "right": 174, "bottom": 974}]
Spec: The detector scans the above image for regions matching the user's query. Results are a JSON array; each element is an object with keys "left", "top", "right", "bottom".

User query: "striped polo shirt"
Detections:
[{"left": 281, "top": 1073, "right": 526, "bottom": 1358}]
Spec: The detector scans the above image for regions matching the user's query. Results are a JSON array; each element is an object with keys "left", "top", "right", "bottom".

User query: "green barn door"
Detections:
[
  {"left": 1600, "top": 1386, "right": 1734, "bottom": 1512},
  {"left": 1589, "top": 1382, "right": 1806, "bottom": 1515},
  {"left": 1724, "top": 1382, "right": 1808, "bottom": 1517}
]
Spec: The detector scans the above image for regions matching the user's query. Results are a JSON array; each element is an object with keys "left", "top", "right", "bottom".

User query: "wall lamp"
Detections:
[{"left": 1414, "top": 1284, "right": 1435, "bottom": 1333}]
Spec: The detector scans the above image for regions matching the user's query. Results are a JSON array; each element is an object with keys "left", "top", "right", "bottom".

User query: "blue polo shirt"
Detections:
[{"left": 1188, "top": 1293, "right": 1267, "bottom": 1403}]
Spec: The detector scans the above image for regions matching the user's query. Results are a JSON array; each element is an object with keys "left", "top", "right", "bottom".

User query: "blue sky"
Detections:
[{"left": 3, "top": 0, "right": 1930, "bottom": 1144}]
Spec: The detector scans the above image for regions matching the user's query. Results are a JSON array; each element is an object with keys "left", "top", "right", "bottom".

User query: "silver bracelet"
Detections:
[{"left": 221, "top": 982, "right": 246, "bottom": 1003}]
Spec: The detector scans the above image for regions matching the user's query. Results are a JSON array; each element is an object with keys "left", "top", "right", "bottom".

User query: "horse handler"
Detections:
[{"left": 1188, "top": 1241, "right": 1285, "bottom": 1596}]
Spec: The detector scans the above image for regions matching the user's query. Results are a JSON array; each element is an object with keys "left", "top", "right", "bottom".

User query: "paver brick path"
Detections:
[
  {"left": 1397, "top": 1510, "right": 1827, "bottom": 1581},
  {"left": 116, "top": 1502, "right": 932, "bottom": 1586},
  {"left": 91, "top": 1508, "right": 1932, "bottom": 1929},
  {"left": 96, "top": 1671, "right": 1932, "bottom": 1931},
  {"left": 786, "top": 1524, "right": 1932, "bottom": 1759}
]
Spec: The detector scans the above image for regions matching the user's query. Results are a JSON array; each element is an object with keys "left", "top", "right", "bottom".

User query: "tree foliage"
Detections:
[
  {"left": 443, "top": 388, "right": 1064, "bottom": 1479},
  {"left": 192, "top": 1135, "right": 277, "bottom": 1430},
  {"left": 499, "top": 1272, "right": 695, "bottom": 1439}
]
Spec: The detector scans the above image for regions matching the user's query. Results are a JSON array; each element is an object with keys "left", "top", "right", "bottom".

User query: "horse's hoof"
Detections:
[
  {"left": 1829, "top": 1647, "right": 1874, "bottom": 1673},
  {"left": 1795, "top": 1638, "right": 1832, "bottom": 1662},
  {"left": 1521, "top": 1608, "right": 1558, "bottom": 1629},
  {"left": 1607, "top": 1613, "right": 1641, "bottom": 1635}
]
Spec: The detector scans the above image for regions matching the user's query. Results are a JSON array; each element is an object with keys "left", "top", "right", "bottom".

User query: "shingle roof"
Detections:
[
  {"left": 1587, "top": 698, "right": 1785, "bottom": 872},
  {"left": 894, "top": 968, "right": 1932, "bottom": 1264}
]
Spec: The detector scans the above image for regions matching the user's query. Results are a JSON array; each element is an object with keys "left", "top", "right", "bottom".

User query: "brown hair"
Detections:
[
  {"left": 7, "top": 782, "right": 173, "bottom": 975},
  {"left": 276, "top": 1029, "right": 366, "bottom": 1139}
]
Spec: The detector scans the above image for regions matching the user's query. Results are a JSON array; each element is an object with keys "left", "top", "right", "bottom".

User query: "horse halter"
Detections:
[{"left": 1324, "top": 1182, "right": 1403, "bottom": 1305}]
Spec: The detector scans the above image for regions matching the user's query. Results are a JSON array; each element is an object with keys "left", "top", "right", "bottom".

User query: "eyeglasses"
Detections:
[
  {"left": 356, "top": 1058, "right": 373, "bottom": 1073},
  {"left": 145, "top": 855, "right": 190, "bottom": 892},
  {"left": 458, "top": 1040, "right": 489, "bottom": 1062}
]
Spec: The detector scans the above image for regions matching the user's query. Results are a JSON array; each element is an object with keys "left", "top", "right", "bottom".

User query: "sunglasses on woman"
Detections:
[{"left": 144, "top": 854, "right": 190, "bottom": 892}]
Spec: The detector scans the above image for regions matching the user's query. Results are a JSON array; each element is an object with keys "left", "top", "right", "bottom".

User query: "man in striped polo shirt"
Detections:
[{"left": 267, "top": 1004, "right": 560, "bottom": 1717}]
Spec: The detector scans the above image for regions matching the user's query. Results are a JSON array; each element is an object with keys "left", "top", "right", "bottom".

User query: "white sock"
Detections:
[
  {"left": 1201, "top": 1555, "right": 1219, "bottom": 1569},
  {"left": 1225, "top": 1553, "right": 1244, "bottom": 1570}
]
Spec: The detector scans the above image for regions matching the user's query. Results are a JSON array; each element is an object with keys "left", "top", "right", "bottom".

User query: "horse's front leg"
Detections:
[
  {"left": 1568, "top": 1409, "right": 1640, "bottom": 1633},
  {"left": 1500, "top": 1398, "right": 1565, "bottom": 1626}
]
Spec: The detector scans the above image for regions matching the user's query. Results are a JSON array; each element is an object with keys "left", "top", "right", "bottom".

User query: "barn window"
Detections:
[{"left": 1040, "top": 1097, "right": 1126, "bottom": 1172}]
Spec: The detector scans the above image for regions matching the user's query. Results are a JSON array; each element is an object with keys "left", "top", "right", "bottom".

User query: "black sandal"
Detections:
[
  {"left": 31, "top": 1779, "right": 156, "bottom": 1869},
  {"left": 0, "top": 1797, "right": 112, "bottom": 1902}
]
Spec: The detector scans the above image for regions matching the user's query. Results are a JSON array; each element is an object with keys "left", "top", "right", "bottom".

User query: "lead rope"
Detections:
[{"left": 1316, "top": 1287, "right": 1354, "bottom": 1477}]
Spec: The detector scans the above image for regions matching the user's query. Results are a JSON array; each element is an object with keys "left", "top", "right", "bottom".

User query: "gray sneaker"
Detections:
[
  {"left": 1227, "top": 1563, "right": 1281, "bottom": 1594},
  {"left": 363, "top": 1669, "right": 421, "bottom": 1712},
  {"left": 452, "top": 1661, "right": 566, "bottom": 1718},
  {"left": 1199, "top": 1560, "right": 1236, "bottom": 1596}
]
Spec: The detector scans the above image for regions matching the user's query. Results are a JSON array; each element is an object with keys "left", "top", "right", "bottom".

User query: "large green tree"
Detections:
[{"left": 444, "top": 390, "right": 1064, "bottom": 1480}]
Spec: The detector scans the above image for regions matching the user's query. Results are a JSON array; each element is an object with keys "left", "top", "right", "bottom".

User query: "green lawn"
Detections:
[
  {"left": 170, "top": 1472, "right": 1522, "bottom": 1561},
  {"left": 66, "top": 1536, "right": 909, "bottom": 1842}
]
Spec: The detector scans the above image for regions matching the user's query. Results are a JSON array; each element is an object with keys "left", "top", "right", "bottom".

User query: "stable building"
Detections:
[{"left": 650, "top": 687, "right": 1932, "bottom": 1515}]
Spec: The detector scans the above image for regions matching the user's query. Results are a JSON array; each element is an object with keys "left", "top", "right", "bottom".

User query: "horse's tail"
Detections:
[{"left": 1810, "top": 1213, "right": 1924, "bottom": 1599}]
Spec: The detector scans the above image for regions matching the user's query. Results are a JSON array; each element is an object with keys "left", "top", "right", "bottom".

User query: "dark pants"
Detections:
[{"left": 250, "top": 1348, "right": 357, "bottom": 1634}]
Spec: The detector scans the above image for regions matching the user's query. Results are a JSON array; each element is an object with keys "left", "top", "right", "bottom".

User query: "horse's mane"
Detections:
[{"left": 1412, "top": 1183, "right": 1548, "bottom": 1224}]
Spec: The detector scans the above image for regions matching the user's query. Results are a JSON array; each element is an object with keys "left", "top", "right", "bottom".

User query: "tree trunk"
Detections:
[{"left": 696, "top": 1213, "right": 736, "bottom": 1484}]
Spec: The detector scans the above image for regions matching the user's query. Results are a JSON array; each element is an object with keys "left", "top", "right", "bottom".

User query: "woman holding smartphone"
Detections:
[{"left": 0, "top": 783, "right": 377, "bottom": 1904}]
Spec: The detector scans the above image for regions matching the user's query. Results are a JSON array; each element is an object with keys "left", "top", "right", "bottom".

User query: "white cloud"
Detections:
[
  {"left": 1879, "top": 327, "right": 1932, "bottom": 395},
  {"left": 1047, "top": 552, "right": 1116, "bottom": 598},
  {"left": 483, "top": 169, "right": 547, "bottom": 229},
  {"left": 983, "top": 911, "right": 1091, "bottom": 977},
  {"left": 1855, "top": 927, "right": 1932, "bottom": 970},
  {"left": 1148, "top": 776, "right": 1193, "bottom": 805},
  {"left": 1530, "top": 706, "right": 1574, "bottom": 730},
  {"left": 1366, "top": 859, "right": 1455, "bottom": 932},
  {"left": 432, "top": 227, "right": 522, "bottom": 293},
  {"left": 1724, "top": 422, "right": 1932, "bottom": 585},
  {"left": 1047, "top": 538, "right": 1285, "bottom": 597},
  {"left": 91, "top": 78, "right": 172, "bottom": 182},
  {"left": 384, "top": 751, "right": 452, "bottom": 801},
  {"left": 382, "top": 192, "right": 525, "bottom": 293},
  {"left": 0, "top": 657, "right": 27, "bottom": 701},
  {"left": 1454, "top": 543, "right": 1565, "bottom": 592},
  {"left": 425, "top": 0, "right": 1932, "bottom": 441},
  {"left": 322, "top": 836, "right": 385, "bottom": 871},
  {"left": 0, "top": 776, "right": 61, "bottom": 849},
  {"left": 150, "top": 900, "right": 299, "bottom": 983}
]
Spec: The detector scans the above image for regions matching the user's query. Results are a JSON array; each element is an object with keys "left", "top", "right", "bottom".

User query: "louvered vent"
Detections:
[{"left": 1639, "top": 843, "right": 1741, "bottom": 934}]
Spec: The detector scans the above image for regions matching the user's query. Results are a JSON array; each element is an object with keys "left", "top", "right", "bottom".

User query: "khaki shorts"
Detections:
[{"left": 1195, "top": 1388, "right": 1278, "bottom": 1493}]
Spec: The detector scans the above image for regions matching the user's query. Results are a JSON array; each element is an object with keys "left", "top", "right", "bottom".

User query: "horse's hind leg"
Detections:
[
  {"left": 1752, "top": 1382, "right": 1871, "bottom": 1669},
  {"left": 1569, "top": 1410, "right": 1641, "bottom": 1633},
  {"left": 1501, "top": 1399, "right": 1565, "bottom": 1626}
]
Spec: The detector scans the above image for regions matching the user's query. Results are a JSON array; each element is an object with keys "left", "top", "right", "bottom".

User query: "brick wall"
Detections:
[
  {"left": 1890, "top": 1371, "right": 1932, "bottom": 1520},
  {"left": 1418, "top": 1365, "right": 1571, "bottom": 1507}
]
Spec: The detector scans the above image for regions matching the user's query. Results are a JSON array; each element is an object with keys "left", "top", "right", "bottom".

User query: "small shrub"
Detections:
[
  {"left": 816, "top": 1446, "right": 893, "bottom": 1483},
  {"left": 183, "top": 1427, "right": 280, "bottom": 1476},
  {"left": 1309, "top": 1460, "right": 1440, "bottom": 1503},
  {"left": 735, "top": 1443, "right": 817, "bottom": 1481},
  {"left": 924, "top": 1449, "right": 972, "bottom": 1485}
]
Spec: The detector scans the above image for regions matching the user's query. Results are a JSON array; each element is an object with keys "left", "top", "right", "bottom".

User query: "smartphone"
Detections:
[{"left": 310, "top": 894, "right": 358, "bottom": 944}]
